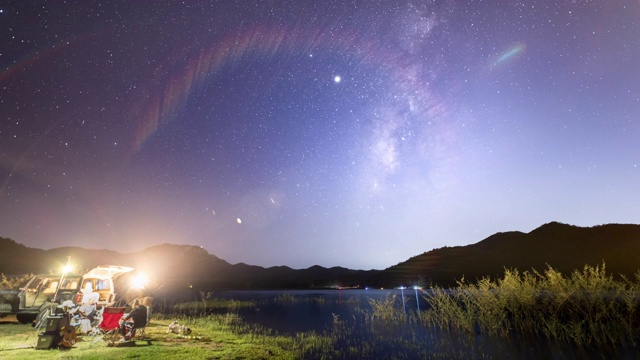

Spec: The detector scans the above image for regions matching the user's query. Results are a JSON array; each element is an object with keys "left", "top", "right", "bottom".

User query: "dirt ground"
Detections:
[{"left": 0, "top": 315, "right": 17, "bottom": 324}]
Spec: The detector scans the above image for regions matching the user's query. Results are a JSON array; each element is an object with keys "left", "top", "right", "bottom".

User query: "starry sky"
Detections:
[{"left": 1, "top": 1, "right": 639, "bottom": 270}]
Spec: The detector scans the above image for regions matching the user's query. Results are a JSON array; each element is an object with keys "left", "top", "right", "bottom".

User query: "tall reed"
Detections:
[{"left": 422, "top": 263, "right": 640, "bottom": 347}]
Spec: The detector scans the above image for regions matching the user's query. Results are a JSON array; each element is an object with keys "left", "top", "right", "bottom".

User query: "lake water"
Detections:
[
  {"left": 206, "top": 289, "right": 639, "bottom": 359},
  {"left": 214, "top": 288, "right": 422, "bottom": 333}
]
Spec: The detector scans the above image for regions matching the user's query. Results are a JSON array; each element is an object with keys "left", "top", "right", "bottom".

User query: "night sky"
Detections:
[{"left": 1, "top": 1, "right": 639, "bottom": 270}]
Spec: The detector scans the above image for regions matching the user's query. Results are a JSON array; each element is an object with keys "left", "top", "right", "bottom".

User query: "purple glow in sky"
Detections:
[{"left": 1, "top": 1, "right": 639, "bottom": 270}]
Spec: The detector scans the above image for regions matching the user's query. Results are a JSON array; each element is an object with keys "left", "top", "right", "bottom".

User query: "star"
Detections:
[{"left": 0, "top": 0, "right": 637, "bottom": 271}]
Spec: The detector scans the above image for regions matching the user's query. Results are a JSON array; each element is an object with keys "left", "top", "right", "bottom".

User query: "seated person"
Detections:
[
  {"left": 118, "top": 299, "right": 147, "bottom": 341},
  {"left": 71, "top": 293, "right": 98, "bottom": 334},
  {"left": 82, "top": 282, "right": 93, "bottom": 292},
  {"left": 77, "top": 293, "right": 98, "bottom": 320},
  {"left": 140, "top": 297, "right": 153, "bottom": 325},
  {"left": 79, "top": 282, "right": 93, "bottom": 299}
]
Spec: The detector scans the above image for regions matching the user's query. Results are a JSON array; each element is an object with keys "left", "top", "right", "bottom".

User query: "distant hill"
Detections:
[
  {"left": 374, "top": 222, "right": 640, "bottom": 288},
  {"left": 0, "top": 237, "right": 50, "bottom": 275},
  {"left": 0, "top": 238, "right": 376, "bottom": 294},
  {"left": 2, "top": 222, "right": 640, "bottom": 292}
]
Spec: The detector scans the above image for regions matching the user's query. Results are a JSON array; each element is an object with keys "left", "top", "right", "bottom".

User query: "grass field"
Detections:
[{"left": 0, "top": 314, "right": 332, "bottom": 360}]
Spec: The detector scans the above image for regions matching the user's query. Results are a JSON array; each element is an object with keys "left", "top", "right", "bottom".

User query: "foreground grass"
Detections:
[{"left": 0, "top": 315, "right": 335, "bottom": 359}]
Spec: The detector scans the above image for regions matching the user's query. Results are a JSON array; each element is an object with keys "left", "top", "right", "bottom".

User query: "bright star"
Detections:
[{"left": 334, "top": 75, "right": 341, "bottom": 83}]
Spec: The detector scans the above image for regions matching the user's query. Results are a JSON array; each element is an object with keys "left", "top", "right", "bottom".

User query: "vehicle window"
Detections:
[
  {"left": 30, "top": 277, "right": 55, "bottom": 292},
  {"left": 42, "top": 281, "right": 58, "bottom": 294},
  {"left": 81, "top": 279, "right": 95, "bottom": 292},
  {"left": 59, "top": 277, "right": 81, "bottom": 290},
  {"left": 96, "top": 279, "right": 110, "bottom": 290},
  {"left": 27, "top": 278, "right": 45, "bottom": 292}
]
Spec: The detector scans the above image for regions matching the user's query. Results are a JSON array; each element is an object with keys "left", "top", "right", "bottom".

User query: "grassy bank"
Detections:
[
  {"left": 421, "top": 263, "right": 640, "bottom": 347},
  {"left": 0, "top": 314, "right": 336, "bottom": 359}
]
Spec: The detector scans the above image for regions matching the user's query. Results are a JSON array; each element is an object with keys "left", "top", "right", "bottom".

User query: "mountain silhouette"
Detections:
[
  {"left": 375, "top": 222, "right": 640, "bottom": 287},
  {"left": 1, "top": 222, "right": 639, "bottom": 292}
]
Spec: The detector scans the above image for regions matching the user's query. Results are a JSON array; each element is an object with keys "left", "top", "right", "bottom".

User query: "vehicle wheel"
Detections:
[{"left": 16, "top": 312, "right": 36, "bottom": 324}]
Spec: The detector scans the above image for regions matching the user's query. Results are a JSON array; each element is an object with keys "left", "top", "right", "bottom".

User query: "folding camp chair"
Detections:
[
  {"left": 121, "top": 313, "right": 149, "bottom": 341},
  {"left": 124, "top": 322, "right": 146, "bottom": 341},
  {"left": 94, "top": 307, "right": 125, "bottom": 345},
  {"left": 132, "top": 303, "right": 151, "bottom": 339},
  {"left": 121, "top": 299, "right": 153, "bottom": 341},
  {"left": 71, "top": 306, "right": 103, "bottom": 335}
]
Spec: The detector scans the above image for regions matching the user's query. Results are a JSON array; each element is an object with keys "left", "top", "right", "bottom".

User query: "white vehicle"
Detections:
[{"left": 74, "top": 265, "right": 136, "bottom": 308}]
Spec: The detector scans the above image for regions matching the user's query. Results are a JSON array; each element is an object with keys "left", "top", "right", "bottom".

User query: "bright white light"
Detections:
[
  {"left": 62, "top": 265, "right": 73, "bottom": 274},
  {"left": 334, "top": 75, "right": 341, "bottom": 83},
  {"left": 131, "top": 274, "right": 148, "bottom": 289},
  {"left": 236, "top": 218, "right": 242, "bottom": 224}
]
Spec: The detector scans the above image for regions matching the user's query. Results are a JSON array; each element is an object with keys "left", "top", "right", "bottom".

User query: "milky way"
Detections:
[{"left": 1, "top": 1, "right": 639, "bottom": 270}]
